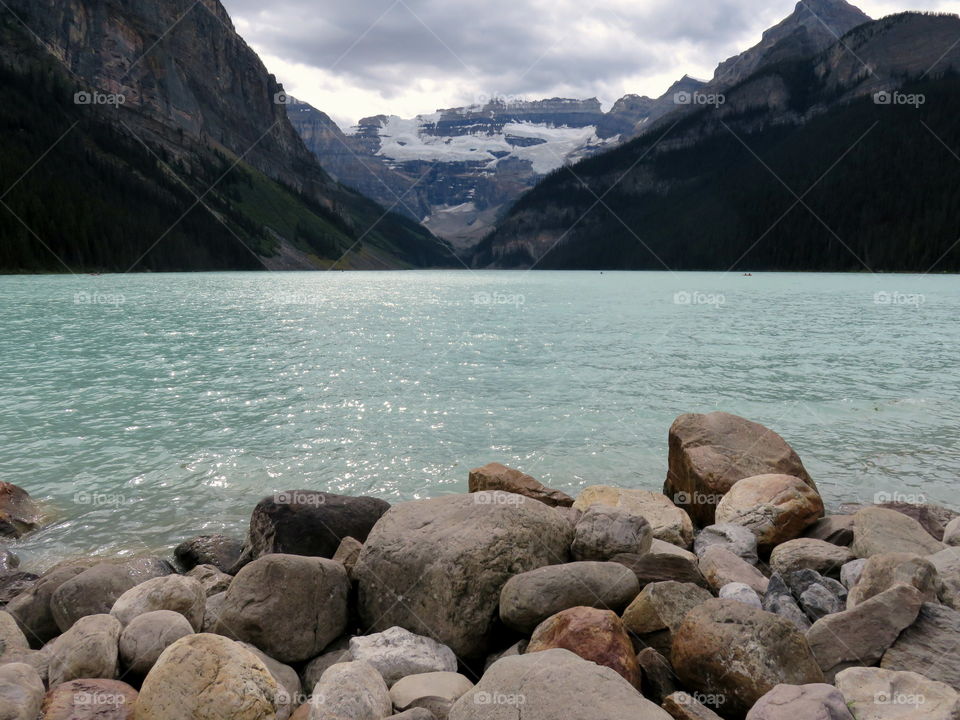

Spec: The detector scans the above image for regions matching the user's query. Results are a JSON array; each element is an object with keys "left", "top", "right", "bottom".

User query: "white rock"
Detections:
[
  {"left": 350, "top": 627, "right": 457, "bottom": 686},
  {"left": 835, "top": 666, "right": 960, "bottom": 719},
  {"left": 719, "top": 582, "right": 762, "bottom": 609},
  {"left": 46, "top": 614, "right": 121, "bottom": 687},
  {"left": 311, "top": 661, "right": 391, "bottom": 720}
]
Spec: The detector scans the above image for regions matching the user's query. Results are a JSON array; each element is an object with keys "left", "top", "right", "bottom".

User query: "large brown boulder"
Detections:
[
  {"left": 136, "top": 634, "right": 280, "bottom": 719},
  {"left": 232, "top": 490, "right": 390, "bottom": 571},
  {"left": 0, "top": 482, "right": 43, "bottom": 538},
  {"left": 851, "top": 507, "right": 946, "bottom": 558},
  {"left": 846, "top": 552, "right": 940, "bottom": 608},
  {"left": 468, "top": 463, "right": 573, "bottom": 507},
  {"left": 46, "top": 614, "right": 122, "bottom": 687},
  {"left": 449, "top": 648, "right": 672, "bottom": 720},
  {"left": 611, "top": 553, "right": 709, "bottom": 591},
  {"left": 527, "top": 607, "right": 640, "bottom": 687},
  {"left": 663, "top": 412, "right": 815, "bottom": 527},
  {"left": 672, "top": 599, "right": 824, "bottom": 718},
  {"left": 215, "top": 554, "right": 349, "bottom": 663},
  {"left": 573, "top": 487, "right": 693, "bottom": 547},
  {"left": 714, "top": 475, "right": 824, "bottom": 552},
  {"left": 881, "top": 603, "right": 960, "bottom": 691},
  {"left": 42, "top": 679, "right": 138, "bottom": 719},
  {"left": 355, "top": 492, "right": 573, "bottom": 659},
  {"left": 769, "top": 539, "right": 853, "bottom": 578}
]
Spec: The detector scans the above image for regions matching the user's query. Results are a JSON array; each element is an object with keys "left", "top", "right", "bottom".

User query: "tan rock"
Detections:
[
  {"left": 573, "top": 487, "right": 693, "bottom": 547},
  {"left": 699, "top": 546, "right": 769, "bottom": 594},
  {"left": 390, "top": 672, "right": 474, "bottom": 717},
  {"left": 769, "top": 538, "right": 854, "bottom": 578},
  {"left": 715, "top": 474, "right": 824, "bottom": 551},
  {"left": 527, "top": 607, "right": 640, "bottom": 688},
  {"left": 851, "top": 507, "right": 946, "bottom": 558},
  {"left": 662, "top": 692, "right": 723, "bottom": 719},
  {"left": 332, "top": 537, "right": 363, "bottom": 579},
  {"left": 47, "top": 614, "right": 122, "bottom": 687},
  {"left": 468, "top": 463, "right": 573, "bottom": 507},
  {"left": 847, "top": 552, "right": 940, "bottom": 608},
  {"left": 622, "top": 581, "right": 713, "bottom": 635},
  {"left": 0, "top": 662, "right": 45, "bottom": 720},
  {"left": 663, "top": 412, "right": 815, "bottom": 527},
  {"left": 42, "top": 678, "right": 138, "bottom": 719},
  {"left": 835, "top": 666, "right": 960, "bottom": 719}
]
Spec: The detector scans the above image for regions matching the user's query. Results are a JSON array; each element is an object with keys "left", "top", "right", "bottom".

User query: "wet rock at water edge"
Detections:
[{"left": 468, "top": 462, "right": 574, "bottom": 507}]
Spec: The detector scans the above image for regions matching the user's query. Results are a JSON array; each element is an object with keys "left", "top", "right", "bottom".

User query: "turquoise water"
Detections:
[{"left": 1, "top": 270, "right": 958, "bottom": 569}]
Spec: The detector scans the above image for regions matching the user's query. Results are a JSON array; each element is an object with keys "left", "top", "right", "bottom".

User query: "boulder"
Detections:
[
  {"left": 0, "top": 482, "right": 42, "bottom": 538},
  {"left": 7, "top": 564, "right": 91, "bottom": 644},
  {"left": 238, "top": 643, "right": 302, "bottom": 720},
  {"left": 46, "top": 614, "right": 122, "bottom": 687},
  {"left": 499, "top": 561, "right": 639, "bottom": 633},
  {"left": 186, "top": 564, "right": 232, "bottom": 597},
  {"left": 111, "top": 574, "right": 206, "bottom": 630},
  {"left": 881, "top": 603, "right": 960, "bottom": 690},
  {"left": 945, "top": 517, "right": 960, "bottom": 546},
  {"left": 650, "top": 539, "right": 698, "bottom": 562},
  {"left": 661, "top": 692, "right": 724, "bottom": 719},
  {"left": 0, "top": 610, "right": 29, "bottom": 656},
  {"left": 847, "top": 553, "right": 940, "bottom": 607},
  {"left": 527, "top": 607, "right": 640, "bottom": 687},
  {"left": 878, "top": 502, "right": 958, "bottom": 542},
  {"left": 0, "top": 647, "right": 48, "bottom": 684},
  {"left": 806, "top": 584, "right": 924, "bottom": 681},
  {"left": 637, "top": 648, "right": 677, "bottom": 704},
  {"left": 50, "top": 560, "right": 173, "bottom": 632},
  {"left": 671, "top": 599, "right": 824, "bottom": 718},
  {"left": 0, "top": 570, "right": 37, "bottom": 605},
  {"left": 851, "top": 507, "right": 946, "bottom": 558},
  {"left": 390, "top": 672, "right": 474, "bottom": 718},
  {"left": 216, "top": 554, "right": 350, "bottom": 663},
  {"left": 349, "top": 627, "right": 457, "bottom": 686},
  {"left": 174, "top": 534, "right": 243, "bottom": 573},
  {"left": 611, "top": 553, "right": 709, "bottom": 591},
  {"left": 835, "top": 666, "right": 960, "bottom": 719},
  {"left": 622, "top": 581, "right": 713, "bottom": 636},
  {"left": 663, "top": 412, "right": 815, "bottom": 527},
  {"left": 201, "top": 592, "right": 226, "bottom": 633},
  {"left": 573, "top": 487, "right": 693, "bottom": 547},
  {"left": 929, "top": 548, "right": 960, "bottom": 610},
  {"left": 468, "top": 463, "right": 573, "bottom": 507},
  {"left": 798, "top": 583, "right": 844, "bottom": 621},
  {"left": 762, "top": 578, "right": 812, "bottom": 631},
  {"left": 448, "top": 648, "right": 673, "bottom": 720},
  {"left": 333, "top": 537, "right": 364, "bottom": 579},
  {"left": 571, "top": 505, "right": 653, "bottom": 561},
  {"left": 699, "top": 546, "right": 769, "bottom": 595},
  {"left": 718, "top": 582, "right": 762, "bottom": 609},
  {"left": 0, "top": 662, "right": 44, "bottom": 720},
  {"left": 694, "top": 524, "right": 759, "bottom": 564},
  {"left": 41, "top": 678, "right": 138, "bottom": 720},
  {"left": 714, "top": 474, "right": 824, "bottom": 551},
  {"left": 355, "top": 493, "right": 573, "bottom": 659},
  {"left": 745, "top": 683, "right": 853, "bottom": 720},
  {"left": 769, "top": 539, "right": 853, "bottom": 579},
  {"left": 802, "top": 516, "right": 855, "bottom": 546},
  {"left": 782, "top": 570, "right": 846, "bottom": 602},
  {"left": 310, "top": 660, "right": 391, "bottom": 720},
  {"left": 136, "top": 633, "right": 280, "bottom": 719},
  {"left": 840, "top": 559, "right": 868, "bottom": 589},
  {"left": 234, "top": 490, "right": 390, "bottom": 569},
  {"left": 119, "top": 610, "right": 194, "bottom": 677},
  {"left": 302, "top": 638, "right": 352, "bottom": 692}
]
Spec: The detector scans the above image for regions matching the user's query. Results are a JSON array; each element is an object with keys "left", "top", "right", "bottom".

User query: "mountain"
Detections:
[
  {"left": 291, "top": 97, "right": 623, "bottom": 249},
  {"left": 0, "top": 0, "right": 453, "bottom": 272},
  {"left": 473, "top": 10, "right": 960, "bottom": 272}
]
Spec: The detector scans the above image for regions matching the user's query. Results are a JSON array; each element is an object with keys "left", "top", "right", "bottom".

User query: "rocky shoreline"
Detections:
[{"left": 1, "top": 411, "right": 959, "bottom": 719}]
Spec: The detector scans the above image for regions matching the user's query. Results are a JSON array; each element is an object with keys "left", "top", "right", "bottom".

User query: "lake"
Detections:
[{"left": 1, "top": 270, "right": 957, "bottom": 568}]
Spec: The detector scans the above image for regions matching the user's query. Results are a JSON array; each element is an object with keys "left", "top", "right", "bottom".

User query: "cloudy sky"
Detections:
[{"left": 221, "top": 0, "right": 960, "bottom": 128}]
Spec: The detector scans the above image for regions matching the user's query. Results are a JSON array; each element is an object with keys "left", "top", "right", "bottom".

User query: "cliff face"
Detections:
[
  {"left": 0, "top": 0, "right": 452, "bottom": 271},
  {"left": 474, "top": 11, "right": 960, "bottom": 272}
]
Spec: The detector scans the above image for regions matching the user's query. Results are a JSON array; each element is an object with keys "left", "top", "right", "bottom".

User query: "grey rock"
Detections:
[
  {"left": 499, "top": 561, "right": 639, "bottom": 633},
  {"left": 390, "top": 672, "right": 474, "bottom": 719},
  {"left": 187, "top": 563, "right": 233, "bottom": 597},
  {"left": 611, "top": 553, "right": 709, "bottom": 591},
  {"left": 0, "top": 571, "right": 37, "bottom": 605},
  {"left": 0, "top": 662, "right": 44, "bottom": 720},
  {"left": 448, "top": 648, "right": 672, "bottom": 719},
  {"left": 769, "top": 539, "right": 853, "bottom": 579},
  {"left": 636, "top": 647, "right": 676, "bottom": 704},
  {"left": 745, "top": 683, "right": 854, "bottom": 719},
  {"left": 174, "top": 534, "right": 244, "bottom": 573},
  {"left": 783, "top": 570, "right": 846, "bottom": 602},
  {"left": 650, "top": 539, "right": 698, "bottom": 562},
  {"left": 240, "top": 642, "right": 303, "bottom": 720},
  {"left": 302, "top": 637, "right": 353, "bottom": 693},
  {"left": 349, "top": 627, "right": 457, "bottom": 686},
  {"left": 807, "top": 583, "right": 924, "bottom": 681},
  {"left": 333, "top": 537, "right": 364, "bottom": 580},
  {"left": 310, "top": 660, "right": 391, "bottom": 720},
  {"left": 571, "top": 505, "right": 653, "bottom": 561},
  {"left": 851, "top": 507, "right": 945, "bottom": 558},
  {"left": 355, "top": 493, "right": 573, "bottom": 659},
  {"left": 110, "top": 574, "right": 206, "bottom": 630},
  {"left": 719, "top": 582, "right": 762, "bottom": 609},
  {"left": 877, "top": 502, "right": 959, "bottom": 542},
  {"left": 217, "top": 554, "right": 350, "bottom": 663},
  {"left": 881, "top": 602, "right": 960, "bottom": 691},
  {"left": 763, "top": 591, "right": 812, "bottom": 632},
  {"left": 694, "top": 524, "right": 759, "bottom": 564},
  {"left": 202, "top": 591, "right": 226, "bottom": 633},
  {"left": 799, "top": 584, "right": 845, "bottom": 621},
  {"left": 0, "top": 610, "right": 29, "bottom": 656},
  {"left": 836, "top": 666, "right": 960, "bottom": 719},
  {"left": 945, "top": 518, "right": 960, "bottom": 547},
  {"left": 119, "top": 609, "right": 194, "bottom": 676},
  {"left": 46, "top": 613, "right": 121, "bottom": 687},
  {"left": 802, "top": 516, "right": 855, "bottom": 546},
  {"left": 6, "top": 565, "right": 90, "bottom": 644},
  {"left": 847, "top": 552, "right": 939, "bottom": 608},
  {"left": 840, "top": 558, "right": 868, "bottom": 589},
  {"left": 929, "top": 547, "right": 960, "bottom": 610},
  {"left": 699, "top": 545, "right": 769, "bottom": 594}
]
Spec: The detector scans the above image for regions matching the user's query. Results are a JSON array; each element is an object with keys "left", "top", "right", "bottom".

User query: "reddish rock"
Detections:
[
  {"left": 42, "top": 678, "right": 138, "bottom": 719},
  {"left": 527, "top": 607, "right": 640, "bottom": 688},
  {"left": 468, "top": 463, "right": 574, "bottom": 507},
  {"left": 663, "top": 412, "right": 815, "bottom": 527},
  {"left": 714, "top": 474, "right": 824, "bottom": 551}
]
